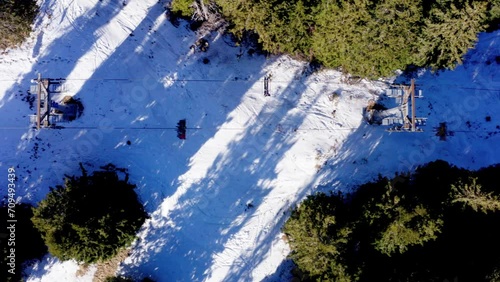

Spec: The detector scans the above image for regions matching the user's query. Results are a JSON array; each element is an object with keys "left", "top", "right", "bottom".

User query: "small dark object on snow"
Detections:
[
  {"left": 245, "top": 202, "right": 254, "bottom": 211},
  {"left": 177, "top": 119, "right": 186, "bottom": 140},
  {"left": 126, "top": 140, "right": 131, "bottom": 145},
  {"left": 264, "top": 74, "right": 271, "bottom": 97},
  {"left": 195, "top": 38, "right": 209, "bottom": 52},
  {"left": 189, "top": 21, "right": 203, "bottom": 31},
  {"left": 435, "top": 122, "right": 453, "bottom": 141},
  {"left": 203, "top": 58, "right": 210, "bottom": 64},
  {"left": 486, "top": 116, "right": 491, "bottom": 122}
]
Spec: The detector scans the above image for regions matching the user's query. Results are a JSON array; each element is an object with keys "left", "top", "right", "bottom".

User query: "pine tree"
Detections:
[
  {"left": 364, "top": 0, "right": 423, "bottom": 75},
  {"left": 451, "top": 177, "right": 500, "bottom": 213},
  {"left": 418, "top": 0, "right": 488, "bottom": 70},
  {"left": 284, "top": 193, "right": 358, "bottom": 281},
  {"left": 311, "top": 0, "right": 373, "bottom": 75},
  {"left": 170, "top": 0, "right": 494, "bottom": 77},
  {"left": 488, "top": 0, "right": 500, "bottom": 30},
  {"left": 284, "top": 162, "right": 500, "bottom": 281},
  {"left": 0, "top": 0, "right": 39, "bottom": 50},
  {"left": 31, "top": 164, "right": 147, "bottom": 263},
  {"left": 374, "top": 205, "right": 443, "bottom": 256},
  {"left": 272, "top": 0, "right": 315, "bottom": 56},
  {"left": 170, "top": 0, "right": 196, "bottom": 17},
  {"left": 0, "top": 204, "right": 47, "bottom": 282}
]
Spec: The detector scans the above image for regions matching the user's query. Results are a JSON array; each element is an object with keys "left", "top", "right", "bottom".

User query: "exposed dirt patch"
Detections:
[
  {"left": 93, "top": 248, "right": 131, "bottom": 282},
  {"left": 75, "top": 248, "right": 131, "bottom": 282}
]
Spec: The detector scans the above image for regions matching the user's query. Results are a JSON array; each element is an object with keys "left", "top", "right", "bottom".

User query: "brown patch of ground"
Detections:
[
  {"left": 76, "top": 263, "right": 90, "bottom": 277},
  {"left": 93, "top": 248, "right": 131, "bottom": 282},
  {"left": 76, "top": 248, "right": 131, "bottom": 282}
]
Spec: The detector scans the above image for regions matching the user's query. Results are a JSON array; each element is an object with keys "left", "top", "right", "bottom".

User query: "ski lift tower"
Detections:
[
  {"left": 383, "top": 79, "right": 426, "bottom": 132},
  {"left": 30, "top": 74, "right": 67, "bottom": 129}
]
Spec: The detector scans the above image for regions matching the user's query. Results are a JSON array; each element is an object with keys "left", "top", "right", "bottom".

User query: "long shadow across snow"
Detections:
[
  {"left": 0, "top": 0, "right": 127, "bottom": 202},
  {"left": 257, "top": 31, "right": 500, "bottom": 282},
  {"left": 0, "top": 0, "right": 271, "bottom": 280},
  {"left": 313, "top": 30, "right": 500, "bottom": 194},
  {"left": 0, "top": 0, "right": 263, "bottom": 201},
  {"left": 120, "top": 66, "right": 322, "bottom": 281},
  {"left": 16, "top": 0, "right": 301, "bottom": 280},
  {"left": 45, "top": 3, "right": 273, "bottom": 211}
]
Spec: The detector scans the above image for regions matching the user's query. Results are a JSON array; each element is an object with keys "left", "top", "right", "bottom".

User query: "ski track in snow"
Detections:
[{"left": 0, "top": 0, "right": 499, "bottom": 281}]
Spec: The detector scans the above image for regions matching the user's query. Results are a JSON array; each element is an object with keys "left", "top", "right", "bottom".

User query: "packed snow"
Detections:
[{"left": 0, "top": 0, "right": 499, "bottom": 281}]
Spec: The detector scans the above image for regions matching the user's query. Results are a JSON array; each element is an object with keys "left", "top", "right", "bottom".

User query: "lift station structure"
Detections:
[{"left": 382, "top": 79, "right": 427, "bottom": 132}]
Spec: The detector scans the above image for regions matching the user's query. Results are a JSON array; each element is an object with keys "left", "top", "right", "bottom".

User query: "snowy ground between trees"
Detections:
[{"left": 0, "top": 0, "right": 499, "bottom": 281}]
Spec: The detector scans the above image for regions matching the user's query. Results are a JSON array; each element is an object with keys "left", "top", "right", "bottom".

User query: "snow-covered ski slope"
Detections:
[{"left": 0, "top": 0, "right": 499, "bottom": 281}]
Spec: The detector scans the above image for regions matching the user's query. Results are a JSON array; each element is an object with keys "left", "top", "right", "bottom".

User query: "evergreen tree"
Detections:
[
  {"left": 0, "top": 203, "right": 47, "bottom": 282},
  {"left": 311, "top": 0, "right": 373, "bottom": 76},
  {"left": 284, "top": 161, "right": 500, "bottom": 281},
  {"left": 31, "top": 164, "right": 147, "bottom": 263},
  {"left": 374, "top": 205, "right": 443, "bottom": 256},
  {"left": 284, "top": 193, "right": 359, "bottom": 281},
  {"left": 170, "top": 0, "right": 195, "bottom": 16},
  {"left": 0, "top": 0, "right": 39, "bottom": 50},
  {"left": 364, "top": 0, "right": 423, "bottom": 76},
  {"left": 418, "top": 0, "right": 488, "bottom": 69},
  {"left": 451, "top": 177, "right": 500, "bottom": 213},
  {"left": 488, "top": 0, "right": 500, "bottom": 30},
  {"left": 171, "top": 0, "right": 496, "bottom": 77}
]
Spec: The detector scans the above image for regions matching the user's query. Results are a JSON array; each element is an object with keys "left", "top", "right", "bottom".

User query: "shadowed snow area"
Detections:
[{"left": 0, "top": 0, "right": 499, "bottom": 281}]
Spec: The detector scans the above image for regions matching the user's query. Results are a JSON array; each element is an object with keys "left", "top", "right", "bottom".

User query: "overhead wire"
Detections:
[
  {"left": 0, "top": 76, "right": 499, "bottom": 132},
  {"left": 0, "top": 126, "right": 498, "bottom": 134},
  {"left": 0, "top": 76, "right": 499, "bottom": 92},
  {"left": 0, "top": 125, "right": 361, "bottom": 131}
]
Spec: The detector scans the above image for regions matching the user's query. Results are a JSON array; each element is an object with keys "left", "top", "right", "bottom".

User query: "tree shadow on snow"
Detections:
[
  {"left": 313, "top": 44, "right": 500, "bottom": 195},
  {"left": 0, "top": 0, "right": 313, "bottom": 280},
  {"left": 0, "top": 0, "right": 128, "bottom": 202},
  {"left": 120, "top": 66, "right": 322, "bottom": 281},
  {"left": 0, "top": 0, "right": 270, "bottom": 280}
]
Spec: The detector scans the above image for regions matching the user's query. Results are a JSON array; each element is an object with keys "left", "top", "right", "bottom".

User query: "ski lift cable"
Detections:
[
  {"left": 0, "top": 77, "right": 499, "bottom": 92},
  {"left": 0, "top": 126, "right": 498, "bottom": 134}
]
